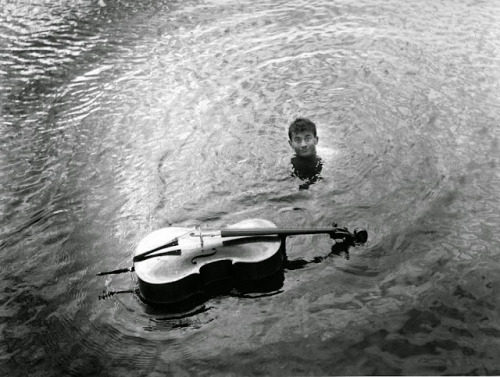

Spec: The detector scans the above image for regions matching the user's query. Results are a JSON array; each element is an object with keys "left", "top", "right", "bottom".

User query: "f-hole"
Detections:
[{"left": 191, "top": 248, "right": 217, "bottom": 265}]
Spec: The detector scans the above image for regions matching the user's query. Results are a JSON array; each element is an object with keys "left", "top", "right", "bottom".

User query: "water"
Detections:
[{"left": 1, "top": 0, "right": 499, "bottom": 375}]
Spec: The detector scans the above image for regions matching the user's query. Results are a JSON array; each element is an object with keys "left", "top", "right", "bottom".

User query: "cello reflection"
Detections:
[
  {"left": 97, "top": 222, "right": 367, "bottom": 316},
  {"left": 136, "top": 238, "right": 353, "bottom": 315},
  {"left": 98, "top": 239, "right": 353, "bottom": 315}
]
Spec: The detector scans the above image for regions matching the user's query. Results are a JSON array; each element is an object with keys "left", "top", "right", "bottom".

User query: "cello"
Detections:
[{"left": 132, "top": 219, "right": 367, "bottom": 305}]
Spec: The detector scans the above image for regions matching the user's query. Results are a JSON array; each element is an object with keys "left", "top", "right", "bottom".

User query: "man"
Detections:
[{"left": 288, "top": 118, "right": 323, "bottom": 189}]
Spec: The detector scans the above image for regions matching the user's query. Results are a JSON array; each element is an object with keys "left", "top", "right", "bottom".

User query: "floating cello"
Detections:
[{"left": 132, "top": 219, "right": 367, "bottom": 305}]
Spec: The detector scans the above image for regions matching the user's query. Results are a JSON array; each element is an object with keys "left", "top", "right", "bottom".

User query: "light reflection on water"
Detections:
[{"left": 1, "top": 0, "right": 499, "bottom": 375}]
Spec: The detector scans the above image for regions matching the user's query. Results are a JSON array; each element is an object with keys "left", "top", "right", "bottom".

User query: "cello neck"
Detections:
[{"left": 220, "top": 227, "right": 344, "bottom": 239}]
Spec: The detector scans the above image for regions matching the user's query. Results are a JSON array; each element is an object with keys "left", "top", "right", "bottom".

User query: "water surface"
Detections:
[{"left": 1, "top": 0, "right": 499, "bottom": 375}]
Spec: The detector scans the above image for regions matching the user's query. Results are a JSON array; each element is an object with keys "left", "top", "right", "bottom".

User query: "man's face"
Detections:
[{"left": 289, "top": 131, "right": 318, "bottom": 158}]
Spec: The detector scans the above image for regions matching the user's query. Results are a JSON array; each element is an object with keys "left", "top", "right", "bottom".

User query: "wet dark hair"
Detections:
[{"left": 288, "top": 118, "right": 317, "bottom": 140}]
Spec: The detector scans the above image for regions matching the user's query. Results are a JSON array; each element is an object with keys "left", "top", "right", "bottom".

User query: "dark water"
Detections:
[{"left": 1, "top": 0, "right": 499, "bottom": 375}]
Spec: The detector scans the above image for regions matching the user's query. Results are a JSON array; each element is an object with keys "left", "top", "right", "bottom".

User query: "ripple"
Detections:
[{"left": 1, "top": 0, "right": 500, "bottom": 375}]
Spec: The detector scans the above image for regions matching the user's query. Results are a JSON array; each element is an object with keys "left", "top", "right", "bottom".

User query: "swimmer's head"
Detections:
[{"left": 288, "top": 118, "right": 318, "bottom": 158}]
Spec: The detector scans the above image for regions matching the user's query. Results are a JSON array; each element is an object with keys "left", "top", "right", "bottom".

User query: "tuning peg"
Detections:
[{"left": 353, "top": 228, "right": 368, "bottom": 244}]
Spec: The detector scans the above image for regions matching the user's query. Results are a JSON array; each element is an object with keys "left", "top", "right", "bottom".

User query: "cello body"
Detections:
[{"left": 134, "top": 219, "right": 283, "bottom": 305}]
